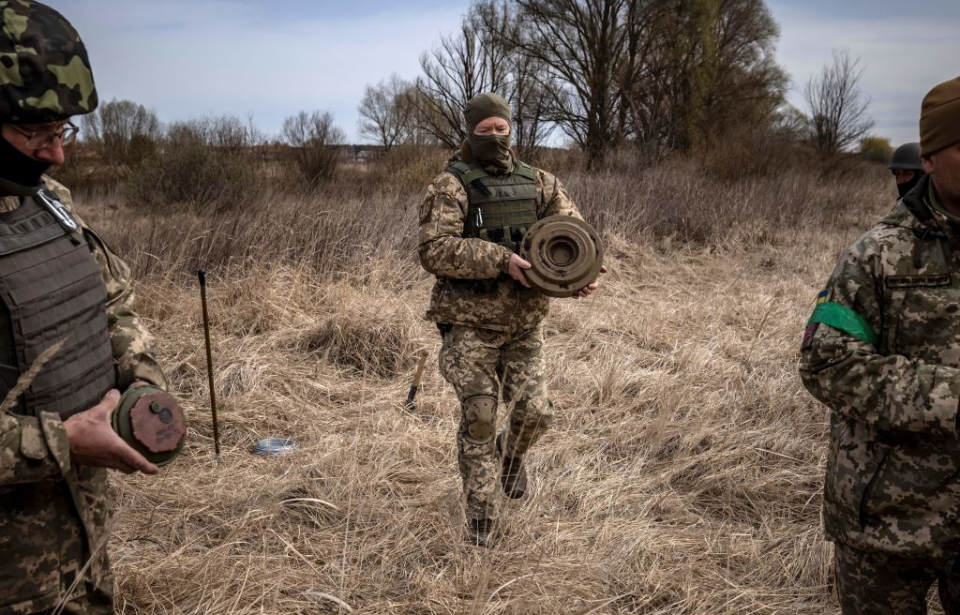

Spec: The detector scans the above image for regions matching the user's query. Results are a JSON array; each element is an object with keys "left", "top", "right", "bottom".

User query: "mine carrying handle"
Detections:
[{"left": 198, "top": 270, "right": 221, "bottom": 457}]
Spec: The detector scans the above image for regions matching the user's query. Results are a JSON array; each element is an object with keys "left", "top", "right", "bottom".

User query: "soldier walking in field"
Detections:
[
  {"left": 0, "top": 2, "right": 172, "bottom": 613},
  {"left": 417, "top": 92, "right": 603, "bottom": 546},
  {"left": 800, "top": 76, "right": 960, "bottom": 614}
]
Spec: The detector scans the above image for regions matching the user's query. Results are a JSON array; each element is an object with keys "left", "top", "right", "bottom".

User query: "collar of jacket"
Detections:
[
  {"left": 0, "top": 175, "right": 41, "bottom": 198},
  {"left": 896, "top": 174, "right": 939, "bottom": 228},
  {"left": 892, "top": 174, "right": 960, "bottom": 247}
]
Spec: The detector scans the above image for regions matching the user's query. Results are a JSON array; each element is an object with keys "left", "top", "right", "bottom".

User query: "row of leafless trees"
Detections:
[{"left": 359, "top": 0, "right": 875, "bottom": 167}]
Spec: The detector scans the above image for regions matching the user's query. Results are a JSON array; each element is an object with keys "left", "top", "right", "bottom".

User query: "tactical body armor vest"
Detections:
[
  {"left": 448, "top": 160, "right": 539, "bottom": 254},
  {"left": 0, "top": 191, "right": 115, "bottom": 419}
]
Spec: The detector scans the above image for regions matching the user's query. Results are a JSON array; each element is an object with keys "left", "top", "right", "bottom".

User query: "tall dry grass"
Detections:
[{"left": 74, "top": 156, "right": 900, "bottom": 614}]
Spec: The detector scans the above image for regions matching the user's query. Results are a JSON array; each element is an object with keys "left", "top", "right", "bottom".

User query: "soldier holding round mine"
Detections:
[
  {"left": 418, "top": 92, "right": 603, "bottom": 546},
  {"left": 0, "top": 2, "right": 176, "bottom": 613},
  {"left": 800, "top": 76, "right": 960, "bottom": 614}
]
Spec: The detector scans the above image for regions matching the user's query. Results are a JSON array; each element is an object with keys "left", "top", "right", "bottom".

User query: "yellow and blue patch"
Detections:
[{"left": 802, "top": 289, "right": 829, "bottom": 349}]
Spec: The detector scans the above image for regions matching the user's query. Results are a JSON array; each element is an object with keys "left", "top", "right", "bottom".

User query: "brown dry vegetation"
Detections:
[{"left": 75, "top": 157, "right": 900, "bottom": 614}]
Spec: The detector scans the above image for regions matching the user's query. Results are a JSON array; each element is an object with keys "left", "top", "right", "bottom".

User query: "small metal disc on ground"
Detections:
[
  {"left": 252, "top": 438, "right": 299, "bottom": 456},
  {"left": 111, "top": 386, "right": 187, "bottom": 467},
  {"left": 520, "top": 215, "right": 604, "bottom": 298}
]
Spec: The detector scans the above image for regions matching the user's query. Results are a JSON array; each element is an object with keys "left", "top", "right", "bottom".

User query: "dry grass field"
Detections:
[{"left": 75, "top": 160, "right": 900, "bottom": 614}]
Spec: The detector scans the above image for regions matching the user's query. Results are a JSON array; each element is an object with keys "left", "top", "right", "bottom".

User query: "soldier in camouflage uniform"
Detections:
[
  {"left": 418, "top": 92, "right": 602, "bottom": 546},
  {"left": 800, "top": 76, "right": 960, "bottom": 614},
  {"left": 0, "top": 3, "right": 169, "bottom": 613}
]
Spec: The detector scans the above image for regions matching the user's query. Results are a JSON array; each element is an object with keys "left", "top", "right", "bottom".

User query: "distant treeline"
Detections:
[{"left": 58, "top": 0, "right": 894, "bottom": 210}]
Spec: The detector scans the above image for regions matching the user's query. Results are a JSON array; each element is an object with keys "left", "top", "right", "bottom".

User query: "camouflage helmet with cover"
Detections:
[
  {"left": 888, "top": 142, "right": 924, "bottom": 172},
  {"left": 0, "top": 0, "right": 98, "bottom": 124}
]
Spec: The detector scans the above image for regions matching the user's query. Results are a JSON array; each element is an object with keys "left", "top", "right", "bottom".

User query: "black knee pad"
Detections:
[{"left": 462, "top": 395, "right": 497, "bottom": 444}]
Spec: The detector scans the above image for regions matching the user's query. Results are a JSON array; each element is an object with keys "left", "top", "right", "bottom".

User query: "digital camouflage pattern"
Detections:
[
  {"left": 800, "top": 174, "right": 960, "bottom": 559},
  {"left": 0, "top": 0, "right": 98, "bottom": 124},
  {"left": 834, "top": 541, "right": 960, "bottom": 614},
  {"left": 418, "top": 155, "right": 583, "bottom": 332},
  {"left": 0, "top": 178, "right": 166, "bottom": 614},
  {"left": 439, "top": 325, "right": 552, "bottom": 521}
]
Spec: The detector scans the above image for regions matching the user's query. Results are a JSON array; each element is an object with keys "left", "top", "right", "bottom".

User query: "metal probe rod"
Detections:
[{"left": 198, "top": 270, "right": 221, "bottom": 457}]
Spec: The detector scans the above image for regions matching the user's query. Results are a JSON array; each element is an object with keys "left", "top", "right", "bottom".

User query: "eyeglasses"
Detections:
[{"left": 8, "top": 121, "right": 79, "bottom": 150}]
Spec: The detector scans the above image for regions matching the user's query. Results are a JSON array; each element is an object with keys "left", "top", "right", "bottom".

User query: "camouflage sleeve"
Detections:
[
  {"left": 799, "top": 238, "right": 960, "bottom": 437},
  {"left": 417, "top": 171, "right": 513, "bottom": 279},
  {"left": 85, "top": 230, "right": 168, "bottom": 390},
  {"left": 45, "top": 179, "right": 168, "bottom": 391},
  {"left": 0, "top": 410, "right": 70, "bottom": 485},
  {"left": 538, "top": 169, "right": 584, "bottom": 220}
]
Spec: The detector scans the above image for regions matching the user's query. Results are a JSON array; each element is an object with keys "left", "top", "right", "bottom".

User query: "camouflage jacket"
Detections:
[
  {"left": 800, "top": 175, "right": 960, "bottom": 557},
  {"left": 0, "top": 177, "right": 167, "bottom": 614},
  {"left": 418, "top": 154, "right": 583, "bottom": 331}
]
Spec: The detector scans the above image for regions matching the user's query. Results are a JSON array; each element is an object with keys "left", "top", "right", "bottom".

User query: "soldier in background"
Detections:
[
  {"left": 0, "top": 2, "right": 169, "bottom": 613},
  {"left": 418, "top": 92, "right": 603, "bottom": 546},
  {"left": 889, "top": 141, "right": 926, "bottom": 199},
  {"left": 800, "top": 76, "right": 960, "bottom": 614}
]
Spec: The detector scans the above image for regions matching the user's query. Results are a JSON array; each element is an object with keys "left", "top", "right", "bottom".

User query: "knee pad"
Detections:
[{"left": 462, "top": 395, "right": 497, "bottom": 444}]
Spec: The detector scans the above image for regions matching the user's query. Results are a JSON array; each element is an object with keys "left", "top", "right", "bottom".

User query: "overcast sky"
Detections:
[{"left": 50, "top": 0, "right": 960, "bottom": 147}]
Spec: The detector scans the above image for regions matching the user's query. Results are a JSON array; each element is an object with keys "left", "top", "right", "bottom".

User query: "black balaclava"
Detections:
[
  {"left": 463, "top": 93, "right": 513, "bottom": 174},
  {"left": 0, "top": 132, "right": 50, "bottom": 193},
  {"left": 898, "top": 171, "right": 926, "bottom": 199}
]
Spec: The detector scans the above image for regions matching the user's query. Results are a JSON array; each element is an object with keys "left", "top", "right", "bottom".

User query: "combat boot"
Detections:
[
  {"left": 466, "top": 517, "right": 497, "bottom": 548},
  {"left": 497, "top": 434, "right": 528, "bottom": 499}
]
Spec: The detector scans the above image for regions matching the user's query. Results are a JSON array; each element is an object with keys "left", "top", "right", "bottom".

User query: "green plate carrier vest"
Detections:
[
  {"left": 0, "top": 191, "right": 115, "bottom": 419},
  {"left": 448, "top": 160, "right": 539, "bottom": 254}
]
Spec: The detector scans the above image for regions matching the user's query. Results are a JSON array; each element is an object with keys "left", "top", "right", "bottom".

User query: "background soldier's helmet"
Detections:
[
  {"left": 0, "top": 0, "right": 98, "bottom": 124},
  {"left": 888, "top": 142, "right": 924, "bottom": 172}
]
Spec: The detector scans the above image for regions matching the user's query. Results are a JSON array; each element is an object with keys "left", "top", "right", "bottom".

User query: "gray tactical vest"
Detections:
[
  {"left": 0, "top": 191, "right": 115, "bottom": 419},
  {"left": 448, "top": 160, "right": 538, "bottom": 254}
]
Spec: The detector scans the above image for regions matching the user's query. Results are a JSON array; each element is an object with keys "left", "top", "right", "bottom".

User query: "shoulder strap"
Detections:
[
  {"left": 513, "top": 161, "right": 538, "bottom": 182},
  {"left": 447, "top": 161, "right": 492, "bottom": 197}
]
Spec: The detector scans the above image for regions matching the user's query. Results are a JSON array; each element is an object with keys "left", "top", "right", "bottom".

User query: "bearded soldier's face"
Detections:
[{"left": 924, "top": 143, "right": 960, "bottom": 208}]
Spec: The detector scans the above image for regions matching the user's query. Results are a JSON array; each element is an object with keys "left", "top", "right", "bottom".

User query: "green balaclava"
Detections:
[{"left": 464, "top": 92, "right": 513, "bottom": 174}]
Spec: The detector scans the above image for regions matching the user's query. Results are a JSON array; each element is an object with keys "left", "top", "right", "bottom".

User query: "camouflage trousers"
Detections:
[
  {"left": 438, "top": 324, "right": 553, "bottom": 521},
  {"left": 835, "top": 542, "right": 960, "bottom": 614},
  {"left": 30, "top": 591, "right": 113, "bottom": 615}
]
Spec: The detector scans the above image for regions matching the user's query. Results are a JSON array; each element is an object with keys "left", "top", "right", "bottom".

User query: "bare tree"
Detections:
[
  {"left": 358, "top": 74, "right": 416, "bottom": 151},
  {"left": 416, "top": 1, "right": 553, "bottom": 158},
  {"left": 804, "top": 49, "right": 874, "bottom": 157},
  {"left": 621, "top": 0, "right": 784, "bottom": 152},
  {"left": 417, "top": 13, "right": 512, "bottom": 148},
  {"left": 81, "top": 98, "right": 162, "bottom": 167},
  {"left": 471, "top": 0, "right": 554, "bottom": 160},
  {"left": 282, "top": 111, "right": 345, "bottom": 187},
  {"left": 513, "top": 0, "right": 635, "bottom": 167}
]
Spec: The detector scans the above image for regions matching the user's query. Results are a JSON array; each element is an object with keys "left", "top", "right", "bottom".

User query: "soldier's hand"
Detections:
[
  {"left": 508, "top": 254, "right": 533, "bottom": 288},
  {"left": 63, "top": 389, "right": 160, "bottom": 475},
  {"left": 572, "top": 265, "right": 608, "bottom": 299}
]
